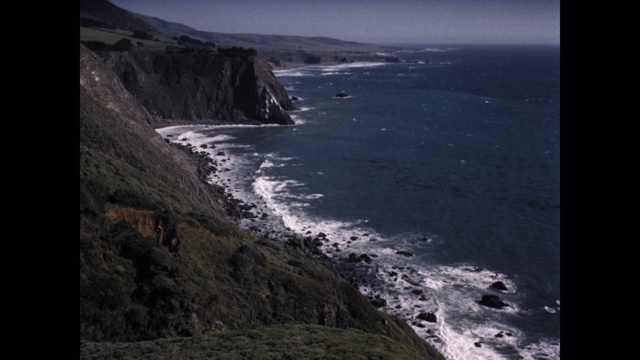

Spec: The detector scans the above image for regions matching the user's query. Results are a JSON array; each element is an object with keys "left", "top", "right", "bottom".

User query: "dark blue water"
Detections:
[{"left": 158, "top": 44, "right": 560, "bottom": 359}]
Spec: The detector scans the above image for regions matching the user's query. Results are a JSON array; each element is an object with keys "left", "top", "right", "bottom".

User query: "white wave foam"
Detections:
[
  {"left": 259, "top": 160, "right": 275, "bottom": 168},
  {"left": 273, "top": 69, "right": 313, "bottom": 77},
  {"left": 397, "top": 47, "right": 451, "bottom": 53},
  {"left": 519, "top": 339, "right": 560, "bottom": 360},
  {"left": 322, "top": 62, "right": 387, "bottom": 71},
  {"left": 322, "top": 71, "right": 351, "bottom": 76},
  {"left": 289, "top": 114, "right": 306, "bottom": 125},
  {"left": 253, "top": 176, "right": 309, "bottom": 231},
  {"left": 437, "top": 320, "right": 519, "bottom": 360},
  {"left": 209, "top": 134, "right": 236, "bottom": 142},
  {"left": 264, "top": 153, "right": 296, "bottom": 161},
  {"left": 175, "top": 130, "right": 204, "bottom": 141},
  {"left": 431, "top": 265, "right": 517, "bottom": 294}
]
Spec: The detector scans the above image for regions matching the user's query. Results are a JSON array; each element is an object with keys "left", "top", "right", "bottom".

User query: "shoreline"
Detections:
[{"left": 159, "top": 124, "right": 448, "bottom": 354}]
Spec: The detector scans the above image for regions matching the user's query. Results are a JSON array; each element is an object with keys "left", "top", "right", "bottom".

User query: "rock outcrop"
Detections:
[{"left": 95, "top": 48, "right": 297, "bottom": 125}]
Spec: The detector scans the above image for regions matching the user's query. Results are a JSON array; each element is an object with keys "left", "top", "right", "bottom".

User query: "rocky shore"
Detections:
[
  {"left": 167, "top": 129, "right": 445, "bottom": 335},
  {"left": 166, "top": 122, "right": 518, "bottom": 357}
]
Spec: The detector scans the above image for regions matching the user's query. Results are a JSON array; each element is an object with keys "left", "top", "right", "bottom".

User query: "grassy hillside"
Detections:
[
  {"left": 80, "top": 27, "right": 176, "bottom": 52},
  {"left": 81, "top": 324, "right": 426, "bottom": 359},
  {"left": 136, "top": 13, "right": 390, "bottom": 53}
]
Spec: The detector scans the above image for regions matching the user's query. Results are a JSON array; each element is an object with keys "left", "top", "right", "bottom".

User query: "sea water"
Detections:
[{"left": 157, "top": 44, "right": 560, "bottom": 360}]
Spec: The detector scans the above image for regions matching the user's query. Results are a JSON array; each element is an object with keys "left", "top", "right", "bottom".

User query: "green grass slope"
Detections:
[{"left": 81, "top": 324, "right": 426, "bottom": 360}]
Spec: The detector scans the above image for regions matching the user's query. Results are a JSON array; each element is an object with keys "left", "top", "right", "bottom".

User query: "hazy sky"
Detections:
[{"left": 108, "top": 0, "right": 560, "bottom": 45}]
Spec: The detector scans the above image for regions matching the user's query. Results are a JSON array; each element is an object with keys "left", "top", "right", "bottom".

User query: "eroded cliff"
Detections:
[{"left": 96, "top": 48, "right": 297, "bottom": 125}]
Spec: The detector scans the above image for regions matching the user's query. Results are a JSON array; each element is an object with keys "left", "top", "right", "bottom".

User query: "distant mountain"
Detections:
[
  {"left": 79, "top": 0, "right": 160, "bottom": 36},
  {"left": 137, "top": 14, "right": 387, "bottom": 52},
  {"left": 80, "top": 0, "right": 391, "bottom": 53}
]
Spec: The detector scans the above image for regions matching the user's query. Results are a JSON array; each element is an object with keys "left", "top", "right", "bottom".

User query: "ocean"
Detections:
[{"left": 157, "top": 44, "right": 560, "bottom": 360}]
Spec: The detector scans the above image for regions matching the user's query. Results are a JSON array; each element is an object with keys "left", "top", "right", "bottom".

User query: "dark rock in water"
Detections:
[
  {"left": 396, "top": 250, "right": 414, "bottom": 257},
  {"left": 491, "top": 281, "right": 508, "bottom": 291},
  {"left": 291, "top": 96, "right": 300, "bottom": 101},
  {"left": 478, "top": 295, "right": 510, "bottom": 309},
  {"left": 335, "top": 90, "right": 349, "bottom": 98},
  {"left": 411, "top": 289, "right": 424, "bottom": 295},
  {"left": 318, "top": 232, "right": 328, "bottom": 239},
  {"left": 474, "top": 342, "right": 482, "bottom": 348},
  {"left": 200, "top": 144, "right": 208, "bottom": 148},
  {"left": 347, "top": 253, "right": 374, "bottom": 264},
  {"left": 371, "top": 297, "right": 387, "bottom": 308},
  {"left": 495, "top": 332, "right": 504, "bottom": 338},
  {"left": 350, "top": 236, "right": 359, "bottom": 241},
  {"left": 417, "top": 312, "right": 437, "bottom": 323},
  {"left": 216, "top": 151, "right": 226, "bottom": 156},
  {"left": 241, "top": 211, "right": 256, "bottom": 219}
]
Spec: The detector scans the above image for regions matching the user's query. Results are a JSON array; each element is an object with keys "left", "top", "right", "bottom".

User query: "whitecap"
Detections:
[
  {"left": 519, "top": 338, "right": 560, "bottom": 360},
  {"left": 272, "top": 69, "right": 314, "bottom": 78},
  {"left": 208, "top": 134, "right": 236, "bottom": 142}
]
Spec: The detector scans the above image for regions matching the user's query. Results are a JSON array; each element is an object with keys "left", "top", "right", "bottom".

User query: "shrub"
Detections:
[
  {"left": 217, "top": 46, "right": 257, "bottom": 57},
  {"left": 113, "top": 38, "right": 133, "bottom": 51},
  {"left": 81, "top": 41, "right": 109, "bottom": 51},
  {"left": 303, "top": 55, "right": 322, "bottom": 64},
  {"left": 132, "top": 30, "right": 153, "bottom": 40}
]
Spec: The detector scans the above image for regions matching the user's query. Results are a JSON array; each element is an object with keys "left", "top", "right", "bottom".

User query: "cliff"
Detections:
[
  {"left": 94, "top": 48, "right": 297, "bottom": 125},
  {"left": 79, "top": 42, "right": 445, "bottom": 359}
]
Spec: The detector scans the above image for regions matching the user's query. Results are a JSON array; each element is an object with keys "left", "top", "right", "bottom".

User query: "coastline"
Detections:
[
  {"left": 158, "top": 123, "right": 448, "bottom": 356},
  {"left": 164, "top": 127, "right": 335, "bottom": 254}
]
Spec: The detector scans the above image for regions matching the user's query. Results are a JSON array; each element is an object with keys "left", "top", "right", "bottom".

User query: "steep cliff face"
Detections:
[{"left": 97, "top": 49, "right": 297, "bottom": 125}]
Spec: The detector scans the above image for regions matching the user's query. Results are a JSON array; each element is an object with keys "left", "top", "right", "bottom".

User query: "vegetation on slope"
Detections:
[
  {"left": 81, "top": 324, "right": 427, "bottom": 360},
  {"left": 79, "top": 42, "right": 444, "bottom": 359}
]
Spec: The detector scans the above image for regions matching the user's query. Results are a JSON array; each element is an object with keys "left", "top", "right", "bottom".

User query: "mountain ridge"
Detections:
[{"left": 136, "top": 13, "right": 386, "bottom": 52}]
